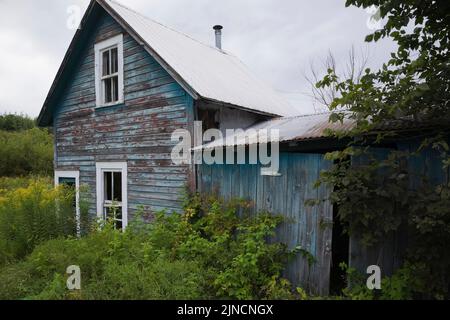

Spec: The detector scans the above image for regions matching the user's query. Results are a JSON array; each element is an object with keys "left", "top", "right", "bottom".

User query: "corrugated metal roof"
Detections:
[
  {"left": 194, "top": 112, "right": 354, "bottom": 150},
  {"left": 103, "top": 0, "right": 298, "bottom": 117}
]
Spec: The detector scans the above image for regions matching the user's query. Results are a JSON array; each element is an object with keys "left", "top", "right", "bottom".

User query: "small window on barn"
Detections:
[{"left": 94, "top": 34, "right": 124, "bottom": 107}]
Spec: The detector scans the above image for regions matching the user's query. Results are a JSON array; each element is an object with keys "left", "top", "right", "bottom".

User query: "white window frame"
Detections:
[
  {"left": 96, "top": 162, "right": 128, "bottom": 230},
  {"left": 55, "top": 170, "right": 80, "bottom": 234},
  {"left": 94, "top": 34, "right": 124, "bottom": 108}
]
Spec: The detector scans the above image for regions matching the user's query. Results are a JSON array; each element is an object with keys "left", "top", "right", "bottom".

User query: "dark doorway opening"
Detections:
[{"left": 329, "top": 204, "right": 350, "bottom": 296}]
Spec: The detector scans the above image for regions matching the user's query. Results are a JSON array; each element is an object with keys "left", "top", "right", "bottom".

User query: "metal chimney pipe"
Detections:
[{"left": 213, "top": 25, "right": 223, "bottom": 49}]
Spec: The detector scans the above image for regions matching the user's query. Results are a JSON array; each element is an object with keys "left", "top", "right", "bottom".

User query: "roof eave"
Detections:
[
  {"left": 38, "top": 0, "right": 101, "bottom": 127},
  {"left": 201, "top": 97, "right": 281, "bottom": 118}
]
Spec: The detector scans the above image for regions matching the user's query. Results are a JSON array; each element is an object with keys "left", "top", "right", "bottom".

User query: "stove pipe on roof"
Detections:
[{"left": 213, "top": 25, "right": 223, "bottom": 50}]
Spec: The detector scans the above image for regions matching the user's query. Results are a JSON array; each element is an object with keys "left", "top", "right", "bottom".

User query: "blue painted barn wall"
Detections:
[
  {"left": 348, "top": 148, "right": 405, "bottom": 277},
  {"left": 199, "top": 141, "right": 449, "bottom": 294},
  {"left": 53, "top": 8, "right": 193, "bottom": 217},
  {"left": 198, "top": 152, "right": 333, "bottom": 295},
  {"left": 349, "top": 141, "right": 450, "bottom": 277}
]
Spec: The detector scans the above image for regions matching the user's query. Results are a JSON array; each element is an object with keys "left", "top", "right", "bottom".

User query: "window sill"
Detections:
[{"left": 95, "top": 102, "right": 125, "bottom": 112}]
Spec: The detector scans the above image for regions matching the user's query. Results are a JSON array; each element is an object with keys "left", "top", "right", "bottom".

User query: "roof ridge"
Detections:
[
  {"left": 270, "top": 111, "right": 333, "bottom": 122},
  {"left": 104, "top": 0, "right": 230, "bottom": 55}
]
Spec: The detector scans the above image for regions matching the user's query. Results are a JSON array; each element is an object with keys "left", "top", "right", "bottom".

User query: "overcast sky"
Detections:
[{"left": 0, "top": 0, "right": 396, "bottom": 117}]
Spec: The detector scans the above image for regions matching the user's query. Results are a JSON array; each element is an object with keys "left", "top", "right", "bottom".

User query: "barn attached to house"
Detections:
[{"left": 195, "top": 113, "right": 450, "bottom": 295}]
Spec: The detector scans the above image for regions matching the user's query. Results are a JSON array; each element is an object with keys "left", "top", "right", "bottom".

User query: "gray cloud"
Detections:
[{"left": 0, "top": 0, "right": 396, "bottom": 117}]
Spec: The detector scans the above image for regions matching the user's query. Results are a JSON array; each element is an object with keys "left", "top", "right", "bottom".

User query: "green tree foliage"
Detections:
[
  {"left": 317, "top": 0, "right": 450, "bottom": 299},
  {"left": 320, "top": 0, "right": 450, "bottom": 127},
  {"left": 0, "top": 114, "right": 36, "bottom": 131},
  {"left": 0, "top": 128, "right": 54, "bottom": 177}
]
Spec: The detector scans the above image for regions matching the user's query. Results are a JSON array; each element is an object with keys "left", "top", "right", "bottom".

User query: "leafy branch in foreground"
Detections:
[{"left": 316, "top": 0, "right": 450, "bottom": 299}]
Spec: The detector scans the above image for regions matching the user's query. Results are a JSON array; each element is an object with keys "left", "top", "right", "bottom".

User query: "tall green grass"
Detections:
[
  {"left": 0, "top": 178, "right": 79, "bottom": 264},
  {"left": 0, "top": 194, "right": 297, "bottom": 300}
]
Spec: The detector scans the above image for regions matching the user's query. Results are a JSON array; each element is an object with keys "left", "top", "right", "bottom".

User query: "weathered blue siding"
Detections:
[
  {"left": 54, "top": 8, "right": 193, "bottom": 217},
  {"left": 198, "top": 152, "right": 333, "bottom": 295},
  {"left": 348, "top": 148, "right": 404, "bottom": 277},
  {"left": 199, "top": 142, "right": 450, "bottom": 294},
  {"left": 349, "top": 142, "right": 450, "bottom": 278}
]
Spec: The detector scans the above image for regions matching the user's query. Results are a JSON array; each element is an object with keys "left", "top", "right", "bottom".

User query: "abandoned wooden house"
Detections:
[
  {"left": 37, "top": 0, "right": 448, "bottom": 295},
  {"left": 37, "top": 0, "right": 295, "bottom": 226}
]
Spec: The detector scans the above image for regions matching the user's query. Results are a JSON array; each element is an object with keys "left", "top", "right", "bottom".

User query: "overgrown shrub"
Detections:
[
  {"left": 149, "top": 193, "right": 295, "bottom": 299},
  {"left": 0, "top": 179, "right": 79, "bottom": 264},
  {"left": 338, "top": 262, "right": 429, "bottom": 300},
  {"left": 0, "top": 128, "right": 53, "bottom": 177},
  {"left": 0, "top": 225, "right": 205, "bottom": 300},
  {"left": 319, "top": 147, "right": 450, "bottom": 299},
  {"left": 0, "top": 193, "right": 297, "bottom": 300}
]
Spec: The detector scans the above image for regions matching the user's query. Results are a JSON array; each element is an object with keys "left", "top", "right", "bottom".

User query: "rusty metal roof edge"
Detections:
[{"left": 191, "top": 112, "right": 352, "bottom": 151}]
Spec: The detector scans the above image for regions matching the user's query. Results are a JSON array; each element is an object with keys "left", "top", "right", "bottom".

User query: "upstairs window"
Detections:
[
  {"left": 102, "top": 47, "right": 119, "bottom": 103},
  {"left": 95, "top": 34, "right": 124, "bottom": 107}
]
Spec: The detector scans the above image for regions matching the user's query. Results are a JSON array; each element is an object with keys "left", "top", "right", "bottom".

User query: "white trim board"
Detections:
[
  {"left": 55, "top": 170, "right": 81, "bottom": 235},
  {"left": 96, "top": 162, "right": 128, "bottom": 230}
]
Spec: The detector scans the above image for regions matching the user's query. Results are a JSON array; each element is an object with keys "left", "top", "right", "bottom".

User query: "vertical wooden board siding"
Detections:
[
  {"left": 315, "top": 156, "right": 333, "bottom": 296},
  {"left": 399, "top": 139, "right": 449, "bottom": 186},
  {"left": 350, "top": 147, "right": 410, "bottom": 277},
  {"left": 349, "top": 148, "right": 396, "bottom": 276},
  {"left": 350, "top": 143, "right": 449, "bottom": 277},
  {"left": 53, "top": 7, "right": 191, "bottom": 219},
  {"left": 198, "top": 152, "right": 333, "bottom": 294}
]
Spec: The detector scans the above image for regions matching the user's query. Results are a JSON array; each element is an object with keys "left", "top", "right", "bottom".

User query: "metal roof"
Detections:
[
  {"left": 194, "top": 112, "right": 354, "bottom": 150},
  {"left": 103, "top": 0, "right": 299, "bottom": 117},
  {"left": 38, "top": 0, "right": 302, "bottom": 126}
]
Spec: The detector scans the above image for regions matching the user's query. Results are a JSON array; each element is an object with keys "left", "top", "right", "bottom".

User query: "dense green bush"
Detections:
[
  {"left": 147, "top": 194, "right": 295, "bottom": 299},
  {"left": 0, "top": 128, "right": 54, "bottom": 177},
  {"left": 0, "top": 193, "right": 297, "bottom": 300},
  {"left": 0, "top": 179, "right": 79, "bottom": 264},
  {"left": 336, "top": 262, "right": 430, "bottom": 301}
]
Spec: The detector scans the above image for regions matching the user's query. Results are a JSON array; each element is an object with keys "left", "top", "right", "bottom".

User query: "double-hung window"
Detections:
[
  {"left": 96, "top": 162, "right": 128, "bottom": 230},
  {"left": 102, "top": 47, "right": 119, "bottom": 103},
  {"left": 94, "top": 34, "right": 124, "bottom": 107},
  {"left": 103, "top": 170, "right": 123, "bottom": 229}
]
